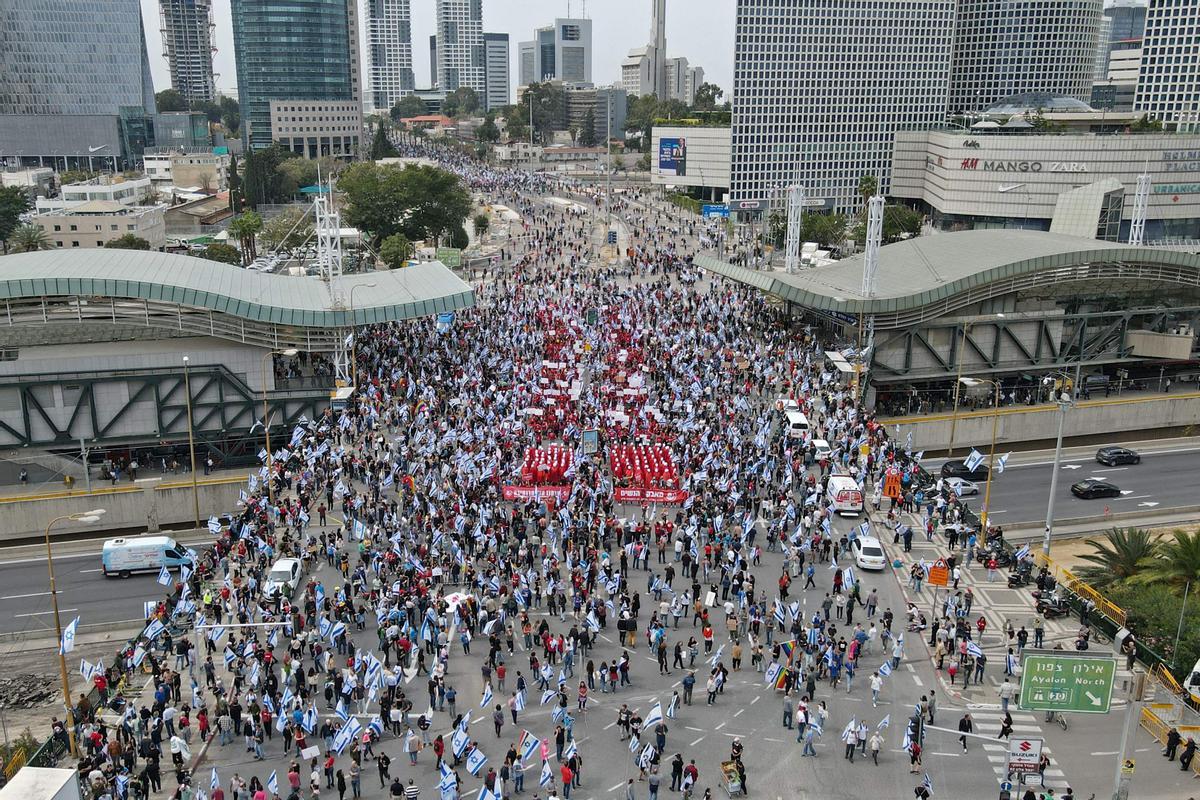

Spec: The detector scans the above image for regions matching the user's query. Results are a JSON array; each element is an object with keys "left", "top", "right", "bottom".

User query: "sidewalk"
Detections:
[{"left": 0, "top": 464, "right": 248, "bottom": 501}]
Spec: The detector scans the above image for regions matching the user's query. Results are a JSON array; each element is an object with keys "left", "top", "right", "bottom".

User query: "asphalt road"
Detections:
[{"left": 928, "top": 442, "right": 1200, "bottom": 525}]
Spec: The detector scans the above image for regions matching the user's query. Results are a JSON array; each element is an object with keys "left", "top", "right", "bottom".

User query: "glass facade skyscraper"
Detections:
[
  {"left": 0, "top": 0, "right": 155, "bottom": 116},
  {"left": 230, "top": 0, "right": 360, "bottom": 151}
]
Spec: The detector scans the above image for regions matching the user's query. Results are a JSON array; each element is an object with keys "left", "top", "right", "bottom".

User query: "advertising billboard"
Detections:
[{"left": 658, "top": 137, "right": 686, "bottom": 177}]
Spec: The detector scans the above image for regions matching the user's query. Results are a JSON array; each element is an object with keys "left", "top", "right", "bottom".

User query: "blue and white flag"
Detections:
[
  {"left": 877, "top": 714, "right": 890, "bottom": 730},
  {"left": 540, "top": 760, "right": 553, "bottom": 787},
  {"left": 144, "top": 618, "right": 166, "bottom": 641},
  {"left": 210, "top": 768, "right": 220, "bottom": 791},
  {"left": 466, "top": 747, "right": 488, "bottom": 776},
  {"left": 328, "top": 621, "right": 346, "bottom": 642},
  {"left": 157, "top": 565, "right": 172, "bottom": 586},
  {"left": 773, "top": 600, "right": 786, "bottom": 627},
  {"left": 540, "top": 689, "right": 555, "bottom": 706},
  {"left": 1013, "top": 544, "right": 1030, "bottom": 562},
  {"left": 336, "top": 699, "right": 350, "bottom": 721},
  {"left": 514, "top": 690, "right": 526, "bottom": 712},
  {"left": 879, "top": 661, "right": 893, "bottom": 677},
  {"left": 922, "top": 773, "right": 934, "bottom": 795},
  {"left": 207, "top": 517, "right": 223, "bottom": 534},
  {"left": 995, "top": 452, "right": 1011, "bottom": 474},
  {"left": 266, "top": 772, "right": 279, "bottom": 796},
  {"left": 964, "top": 449, "right": 985, "bottom": 473},
  {"left": 764, "top": 662, "right": 782, "bottom": 687},
  {"left": 666, "top": 694, "right": 679, "bottom": 719},
  {"left": 643, "top": 702, "right": 664, "bottom": 730},
  {"left": 451, "top": 727, "right": 470, "bottom": 757},
  {"left": 628, "top": 735, "right": 640, "bottom": 754},
  {"left": 966, "top": 640, "right": 983, "bottom": 658},
  {"left": 638, "top": 743, "right": 656, "bottom": 769},
  {"left": 480, "top": 683, "right": 493, "bottom": 708}
]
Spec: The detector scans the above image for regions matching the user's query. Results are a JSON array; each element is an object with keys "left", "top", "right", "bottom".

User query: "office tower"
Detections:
[
  {"left": 730, "top": 0, "right": 956, "bottom": 214},
  {"left": 1106, "top": 0, "right": 1147, "bottom": 42},
  {"left": 231, "top": 0, "right": 362, "bottom": 153},
  {"left": 621, "top": 47, "right": 654, "bottom": 96},
  {"left": 1093, "top": 16, "right": 1114, "bottom": 81},
  {"left": 430, "top": 35, "right": 438, "bottom": 87},
  {"left": 483, "top": 32, "right": 510, "bottom": 111},
  {"left": 518, "top": 41, "right": 537, "bottom": 86},
  {"left": 0, "top": 0, "right": 157, "bottom": 167},
  {"left": 650, "top": 0, "right": 666, "bottom": 98},
  {"left": 159, "top": 0, "right": 216, "bottom": 103},
  {"left": 686, "top": 66, "right": 705, "bottom": 106},
  {"left": 949, "top": 0, "right": 1103, "bottom": 113},
  {"left": 434, "top": 0, "right": 484, "bottom": 95},
  {"left": 365, "top": 0, "right": 415, "bottom": 112},
  {"left": 666, "top": 57, "right": 703, "bottom": 104},
  {"left": 526, "top": 19, "right": 592, "bottom": 84},
  {"left": 1133, "top": 0, "right": 1200, "bottom": 128}
]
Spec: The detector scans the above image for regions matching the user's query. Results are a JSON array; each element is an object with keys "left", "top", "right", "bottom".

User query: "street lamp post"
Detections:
[
  {"left": 946, "top": 314, "right": 1003, "bottom": 457},
  {"left": 1041, "top": 368, "right": 1078, "bottom": 557},
  {"left": 182, "top": 356, "right": 200, "bottom": 528},
  {"left": 347, "top": 284, "right": 377, "bottom": 388},
  {"left": 261, "top": 348, "right": 299, "bottom": 506},
  {"left": 46, "top": 509, "right": 107, "bottom": 757}
]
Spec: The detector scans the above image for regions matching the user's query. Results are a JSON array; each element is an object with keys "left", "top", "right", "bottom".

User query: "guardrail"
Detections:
[
  {"left": 1033, "top": 552, "right": 1128, "bottom": 627},
  {"left": 1140, "top": 705, "right": 1200, "bottom": 777}
]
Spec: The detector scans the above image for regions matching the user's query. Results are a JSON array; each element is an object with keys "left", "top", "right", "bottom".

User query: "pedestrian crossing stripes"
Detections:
[{"left": 965, "top": 710, "right": 1071, "bottom": 791}]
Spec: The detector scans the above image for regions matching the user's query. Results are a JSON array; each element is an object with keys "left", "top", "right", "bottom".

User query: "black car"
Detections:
[
  {"left": 1071, "top": 478, "right": 1122, "bottom": 499},
  {"left": 941, "top": 459, "right": 990, "bottom": 482},
  {"left": 1096, "top": 446, "right": 1141, "bottom": 466}
]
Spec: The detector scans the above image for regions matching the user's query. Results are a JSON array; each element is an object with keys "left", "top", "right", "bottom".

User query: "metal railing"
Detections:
[{"left": 1033, "top": 551, "right": 1129, "bottom": 627}]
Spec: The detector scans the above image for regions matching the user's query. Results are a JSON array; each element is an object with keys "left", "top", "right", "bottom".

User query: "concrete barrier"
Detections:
[
  {"left": 0, "top": 476, "right": 244, "bottom": 543},
  {"left": 880, "top": 392, "right": 1200, "bottom": 452}
]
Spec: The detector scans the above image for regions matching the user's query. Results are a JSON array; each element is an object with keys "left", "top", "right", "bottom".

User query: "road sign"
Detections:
[
  {"left": 436, "top": 247, "right": 462, "bottom": 268},
  {"left": 730, "top": 199, "right": 765, "bottom": 212},
  {"left": 882, "top": 471, "right": 902, "bottom": 499},
  {"left": 701, "top": 203, "right": 730, "bottom": 218},
  {"left": 1019, "top": 652, "right": 1117, "bottom": 713},
  {"left": 1121, "top": 758, "right": 1135, "bottom": 774},
  {"left": 927, "top": 558, "right": 949, "bottom": 587},
  {"left": 1007, "top": 737, "right": 1042, "bottom": 774}
]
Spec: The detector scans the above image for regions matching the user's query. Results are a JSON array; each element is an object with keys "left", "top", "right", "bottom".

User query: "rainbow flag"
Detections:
[
  {"left": 779, "top": 640, "right": 797, "bottom": 660},
  {"left": 774, "top": 666, "right": 790, "bottom": 691}
]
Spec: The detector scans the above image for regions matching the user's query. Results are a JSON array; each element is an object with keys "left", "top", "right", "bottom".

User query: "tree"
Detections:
[
  {"left": 218, "top": 96, "right": 241, "bottom": 136},
  {"left": 857, "top": 175, "right": 878, "bottom": 206},
  {"left": 0, "top": 185, "right": 31, "bottom": 254},
  {"left": 379, "top": 234, "right": 412, "bottom": 269},
  {"left": 241, "top": 144, "right": 296, "bottom": 208},
  {"left": 516, "top": 82, "right": 565, "bottom": 144},
  {"left": 636, "top": 151, "right": 652, "bottom": 171},
  {"left": 1131, "top": 114, "right": 1164, "bottom": 132},
  {"left": 9, "top": 224, "right": 50, "bottom": 252},
  {"left": 579, "top": 109, "right": 598, "bottom": 147},
  {"left": 369, "top": 125, "right": 399, "bottom": 160},
  {"left": 260, "top": 207, "right": 314, "bottom": 253},
  {"left": 104, "top": 233, "right": 151, "bottom": 250},
  {"left": 448, "top": 225, "right": 469, "bottom": 249},
  {"left": 277, "top": 157, "right": 340, "bottom": 198},
  {"left": 155, "top": 89, "right": 189, "bottom": 112},
  {"left": 201, "top": 242, "right": 241, "bottom": 264},
  {"left": 226, "top": 211, "right": 263, "bottom": 264},
  {"left": 478, "top": 113, "right": 500, "bottom": 144},
  {"left": 503, "top": 105, "right": 528, "bottom": 143},
  {"left": 1142, "top": 529, "right": 1200, "bottom": 592},
  {"left": 58, "top": 170, "right": 97, "bottom": 186},
  {"left": 802, "top": 213, "right": 849, "bottom": 250},
  {"left": 472, "top": 213, "right": 490, "bottom": 239},
  {"left": 442, "top": 87, "right": 479, "bottom": 119},
  {"left": 390, "top": 95, "right": 429, "bottom": 121},
  {"left": 1075, "top": 527, "right": 1159, "bottom": 588},
  {"left": 228, "top": 153, "right": 242, "bottom": 211},
  {"left": 339, "top": 162, "right": 472, "bottom": 249},
  {"left": 691, "top": 83, "right": 724, "bottom": 112}
]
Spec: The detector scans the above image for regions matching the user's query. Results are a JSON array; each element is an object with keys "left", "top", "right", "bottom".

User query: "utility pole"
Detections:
[{"left": 1112, "top": 669, "right": 1147, "bottom": 800}]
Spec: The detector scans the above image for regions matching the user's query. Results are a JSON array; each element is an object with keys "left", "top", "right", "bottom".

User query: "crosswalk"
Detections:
[{"left": 964, "top": 709, "right": 1072, "bottom": 792}]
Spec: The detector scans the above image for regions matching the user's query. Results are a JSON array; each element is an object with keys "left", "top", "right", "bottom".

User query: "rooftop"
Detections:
[
  {"left": 0, "top": 249, "right": 474, "bottom": 328},
  {"left": 697, "top": 229, "right": 1200, "bottom": 320}
]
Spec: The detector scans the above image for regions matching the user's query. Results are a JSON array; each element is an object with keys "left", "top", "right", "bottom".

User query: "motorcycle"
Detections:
[
  {"left": 1036, "top": 595, "right": 1071, "bottom": 620},
  {"left": 1008, "top": 567, "right": 1032, "bottom": 589}
]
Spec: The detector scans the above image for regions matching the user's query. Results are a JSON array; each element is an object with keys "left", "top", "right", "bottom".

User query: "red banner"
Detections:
[
  {"left": 502, "top": 485, "right": 572, "bottom": 501},
  {"left": 613, "top": 487, "right": 689, "bottom": 505}
]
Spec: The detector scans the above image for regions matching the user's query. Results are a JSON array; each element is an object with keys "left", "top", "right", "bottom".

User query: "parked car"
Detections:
[
  {"left": 1071, "top": 479, "right": 1122, "bottom": 499},
  {"left": 945, "top": 477, "right": 979, "bottom": 496},
  {"left": 1095, "top": 446, "right": 1141, "bottom": 466},
  {"left": 941, "top": 459, "right": 989, "bottom": 481}
]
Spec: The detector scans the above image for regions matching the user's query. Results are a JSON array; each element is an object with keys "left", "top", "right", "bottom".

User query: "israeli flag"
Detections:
[
  {"left": 551, "top": 705, "right": 565, "bottom": 723},
  {"left": 336, "top": 699, "right": 349, "bottom": 721},
  {"left": 879, "top": 661, "right": 893, "bottom": 677},
  {"left": 223, "top": 647, "right": 237, "bottom": 668},
  {"left": 157, "top": 565, "right": 172, "bottom": 586},
  {"left": 540, "top": 760, "right": 553, "bottom": 787},
  {"left": 964, "top": 449, "right": 985, "bottom": 473},
  {"left": 629, "top": 735, "right": 640, "bottom": 754},
  {"left": 210, "top": 768, "right": 220, "bottom": 791},
  {"left": 843, "top": 566, "right": 856, "bottom": 587},
  {"left": 922, "top": 773, "right": 934, "bottom": 794},
  {"left": 1014, "top": 544, "right": 1031, "bottom": 562},
  {"left": 514, "top": 690, "right": 526, "bottom": 712},
  {"left": 773, "top": 600, "right": 786, "bottom": 627},
  {"left": 996, "top": 452, "right": 1011, "bottom": 474},
  {"left": 466, "top": 747, "right": 488, "bottom": 776},
  {"left": 451, "top": 727, "right": 469, "bottom": 757},
  {"left": 478, "top": 784, "right": 499, "bottom": 800},
  {"left": 437, "top": 772, "right": 457, "bottom": 794},
  {"left": 585, "top": 611, "right": 601, "bottom": 633},
  {"left": 328, "top": 621, "right": 346, "bottom": 642},
  {"left": 966, "top": 640, "right": 984, "bottom": 658},
  {"left": 877, "top": 714, "right": 890, "bottom": 730},
  {"left": 266, "top": 772, "right": 279, "bottom": 795},
  {"left": 519, "top": 731, "right": 539, "bottom": 763},
  {"left": 367, "top": 716, "right": 383, "bottom": 738},
  {"left": 644, "top": 702, "right": 664, "bottom": 729},
  {"left": 638, "top": 743, "right": 656, "bottom": 769},
  {"left": 563, "top": 739, "right": 578, "bottom": 760},
  {"left": 480, "top": 683, "right": 493, "bottom": 708},
  {"left": 540, "top": 689, "right": 556, "bottom": 706},
  {"left": 144, "top": 618, "right": 166, "bottom": 641},
  {"left": 810, "top": 719, "right": 823, "bottom": 737},
  {"left": 708, "top": 643, "right": 725, "bottom": 667},
  {"left": 666, "top": 694, "right": 679, "bottom": 719},
  {"left": 764, "top": 662, "right": 782, "bottom": 687}
]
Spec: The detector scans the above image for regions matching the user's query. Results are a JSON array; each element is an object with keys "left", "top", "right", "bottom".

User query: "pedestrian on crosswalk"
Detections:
[
  {"left": 998, "top": 678, "right": 1016, "bottom": 712},
  {"left": 997, "top": 711, "right": 1014, "bottom": 740},
  {"left": 957, "top": 713, "right": 973, "bottom": 752}
]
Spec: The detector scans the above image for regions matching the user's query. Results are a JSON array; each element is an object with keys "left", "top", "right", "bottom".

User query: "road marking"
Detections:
[
  {"left": 750, "top": 695, "right": 759, "bottom": 704},
  {"left": 685, "top": 726, "right": 704, "bottom": 732},
  {"left": 689, "top": 736, "right": 704, "bottom": 746},
  {"left": 79, "top": 568, "right": 104, "bottom": 573},
  {"left": 911, "top": 674, "right": 924, "bottom": 687},
  {"left": 603, "top": 721, "right": 617, "bottom": 730},
  {"left": 1091, "top": 468, "right": 1128, "bottom": 473},
  {"left": 734, "top": 708, "right": 744, "bottom": 717},
  {"left": 607, "top": 782, "right": 625, "bottom": 792},
  {"left": 715, "top": 722, "right": 726, "bottom": 730},
  {"left": 0, "top": 590, "right": 50, "bottom": 600},
  {"left": 15, "top": 607, "right": 77, "bottom": 617},
  {"left": 931, "top": 752, "right": 962, "bottom": 757}
]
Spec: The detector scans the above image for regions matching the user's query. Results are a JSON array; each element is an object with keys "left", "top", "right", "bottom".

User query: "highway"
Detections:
[{"left": 926, "top": 439, "right": 1200, "bottom": 526}]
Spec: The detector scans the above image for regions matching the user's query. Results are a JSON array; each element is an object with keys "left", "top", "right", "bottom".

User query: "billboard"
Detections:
[{"left": 658, "top": 137, "right": 686, "bottom": 177}]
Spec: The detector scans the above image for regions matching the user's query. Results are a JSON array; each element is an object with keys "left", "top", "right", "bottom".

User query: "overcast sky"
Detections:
[{"left": 139, "top": 0, "right": 734, "bottom": 101}]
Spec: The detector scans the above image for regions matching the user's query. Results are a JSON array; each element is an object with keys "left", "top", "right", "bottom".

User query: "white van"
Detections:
[
  {"left": 102, "top": 536, "right": 193, "bottom": 578},
  {"left": 827, "top": 475, "right": 864, "bottom": 515},
  {"left": 783, "top": 410, "right": 810, "bottom": 439}
]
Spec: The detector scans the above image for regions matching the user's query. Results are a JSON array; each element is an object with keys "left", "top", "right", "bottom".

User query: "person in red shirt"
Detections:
[{"left": 559, "top": 764, "right": 574, "bottom": 798}]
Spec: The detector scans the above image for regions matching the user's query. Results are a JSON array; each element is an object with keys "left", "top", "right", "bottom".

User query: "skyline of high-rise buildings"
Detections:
[
  {"left": 159, "top": 0, "right": 216, "bottom": 103},
  {"left": 364, "top": 0, "right": 416, "bottom": 113}
]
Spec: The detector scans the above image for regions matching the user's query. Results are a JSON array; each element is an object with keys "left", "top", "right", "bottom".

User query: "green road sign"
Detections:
[
  {"left": 1019, "top": 652, "right": 1116, "bottom": 714},
  {"left": 436, "top": 247, "right": 462, "bottom": 268}
]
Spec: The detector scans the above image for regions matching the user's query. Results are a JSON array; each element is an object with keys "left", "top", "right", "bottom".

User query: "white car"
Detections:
[
  {"left": 812, "top": 439, "right": 832, "bottom": 459},
  {"left": 852, "top": 535, "right": 888, "bottom": 571},
  {"left": 945, "top": 477, "right": 980, "bottom": 496},
  {"left": 263, "top": 557, "right": 303, "bottom": 599}
]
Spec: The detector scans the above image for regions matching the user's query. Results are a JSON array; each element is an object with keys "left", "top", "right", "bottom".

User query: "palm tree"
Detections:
[
  {"left": 1143, "top": 529, "right": 1200, "bottom": 592},
  {"left": 226, "top": 211, "right": 262, "bottom": 265},
  {"left": 1074, "top": 527, "right": 1158, "bottom": 587},
  {"left": 857, "top": 174, "right": 878, "bottom": 205},
  {"left": 9, "top": 224, "right": 51, "bottom": 253}
]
